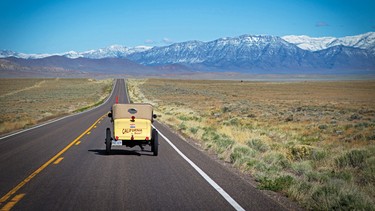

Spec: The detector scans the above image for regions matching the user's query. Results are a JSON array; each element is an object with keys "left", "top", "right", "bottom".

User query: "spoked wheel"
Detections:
[
  {"left": 105, "top": 128, "right": 112, "bottom": 154},
  {"left": 151, "top": 128, "right": 159, "bottom": 156}
]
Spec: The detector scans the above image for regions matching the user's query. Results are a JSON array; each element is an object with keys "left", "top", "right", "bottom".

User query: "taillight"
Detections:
[
  {"left": 131, "top": 135, "right": 134, "bottom": 140},
  {"left": 115, "top": 136, "right": 119, "bottom": 140},
  {"left": 146, "top": 137, "right": 149, "bottom": 141},
  {"left": 131, "top": 116, "right": 135, "bottom": 121}
]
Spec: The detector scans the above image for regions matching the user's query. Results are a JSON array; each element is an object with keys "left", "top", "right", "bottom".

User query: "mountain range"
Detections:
[{"left": 1, "top": 32, "right": 374, "bottom": 77}]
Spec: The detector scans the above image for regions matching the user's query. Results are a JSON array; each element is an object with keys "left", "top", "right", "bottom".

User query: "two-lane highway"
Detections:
[{"left": 0, "top": 79, "right": 289, "bottom": 210}]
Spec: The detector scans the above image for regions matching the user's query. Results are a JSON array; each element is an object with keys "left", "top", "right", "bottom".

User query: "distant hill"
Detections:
[
  {"left": 1, "top": 32, "right": 374, "bottom": 77},
  {"left": 0, "top": 56, "right": 193, "bottom": 77}
]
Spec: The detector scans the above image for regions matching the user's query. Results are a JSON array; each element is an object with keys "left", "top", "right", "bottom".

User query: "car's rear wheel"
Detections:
[
  {"left": 106, "top": 128, "right": 112, "bottom": 154},
  {"left": 151, "top": 129, "right": 158, "bottom": 156}
]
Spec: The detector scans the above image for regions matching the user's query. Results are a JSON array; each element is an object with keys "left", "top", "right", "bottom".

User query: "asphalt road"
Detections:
[{"left": 0, "top": 79, "right": 290, "bottom": 211}]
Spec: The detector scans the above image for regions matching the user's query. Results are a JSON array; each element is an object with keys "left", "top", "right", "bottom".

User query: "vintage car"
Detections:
[{"left": 106, "top": 103, "right": 158, "bottom": 156}]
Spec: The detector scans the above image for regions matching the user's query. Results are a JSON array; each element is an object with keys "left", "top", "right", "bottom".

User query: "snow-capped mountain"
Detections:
[
  {"left": 0, "top": 50, "right": 18, "bottom": 58},
  {"left": 335, "top": 32, "right": 375, "bottom": 52},
  {"left": 1, "top": 32, "right": 374, "bottom": 75},
  {"left": 0, "top": 45, "right": 152, "bottom": 59},
  {"left": 282, "top": 32, "right": 375, "bottom": 52},
  {"left": 2, "top": 32, "right": 373, "bottom": 60},
  {"left": 127, "top": 35, "right": 312, "bottom": 70},
  {"left": 0, "top": 50, "right": 55, "bottom": 59},
  {"left": 125, "top": 33, "right": 374, "bottom": 72},
  {"left": 76, "top": 45, "right": 153, "bottom": 59}
]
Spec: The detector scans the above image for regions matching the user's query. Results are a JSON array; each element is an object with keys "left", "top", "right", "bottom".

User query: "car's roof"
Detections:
[{"left": 112, "top": 103, "right": 153, "bottom": 120}]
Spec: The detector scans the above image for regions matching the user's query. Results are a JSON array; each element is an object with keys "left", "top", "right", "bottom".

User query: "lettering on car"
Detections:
[{"left": 122, "top": 128, "right": 143, "bottom": 134}]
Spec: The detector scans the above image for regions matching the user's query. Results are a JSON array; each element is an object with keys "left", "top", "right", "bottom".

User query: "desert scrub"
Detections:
[
  {"left": 258, "top": 175, "right": 294, "bottom": 192},
  {"left": 310, "top": 181, "right": 374, "bottom": 210},
  {"left": 230, "top": 144, "right": 257, "bottom": 166},
  {"left": 127, "top": 78, "right": 375, "bottom": 210},
  {"left": 335, "top": 149, "right": 368, "bottom": 169},
  {"left": 0, "top": 78, "right": 113, "bottom": 134},
  {"left": 246, "top": 138, "right": 269, "bottom": 152}
]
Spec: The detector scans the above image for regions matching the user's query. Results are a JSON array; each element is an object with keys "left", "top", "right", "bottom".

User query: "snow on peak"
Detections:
[
  {"left": 66, "top": 45, "right": 153, "bottom": 59},
  {"left": 63, "top": 51, "right": 82, "bottom": 59},
  {"left": 0, "top": 50, "right": 17, "bottom": 58},
  {"left": 282, "top": 35, "right": 336, "bottom": 51},
  {"left": 282, "top": 32, "right": 375, "bottom": 52},
  {"left": 338, "top": 32, "right": 375, "bottom": 49}
]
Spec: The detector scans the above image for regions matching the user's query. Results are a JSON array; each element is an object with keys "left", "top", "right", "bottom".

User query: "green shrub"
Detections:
[
  {"left": 246, "top": 138, "right": 269, "bottom": 152},
  {"left": 230, "top": 146, "right": 249, "bottom": 162},
  {"left": 254, "top": 161, "right": 268, "bottom": 172},
  {"left": 337, "top": 193, "right": 374, "bottom": 210},
  {"left": 348, "top": 114, "right": 362, "bottom": 121},
  {"left": 230, "top": 145, "right": 256, "bottom": 164},
  {"left": 178, "top": 122, "right": 187, "bottom": 131},
  {"left": 178, "top": 115, "right": 201, "bottom": 121},
  {"left": 201, "top": 127, "right": 234, "bottom": 153},
  {"left": 263, "top": 152, "right": 290, "bottom": 170},
  {"left": 222, "top": 106, "right": 230, "bottom": 113},
  {"left": 335, "top": 149, "right": 367, "bottom": 169},
  {"left": 223, "top": 117, "right": 240, "bottom": 126},
  {"left": 306, "top": 171, "right": 329, "bottom": 183},
  {"left": 246, "top": 160, "right": 258, "bottom": 169},
  {"left": 360, "top": 157, "right": 375, "bottom": 185},
  {"left": 202, "top": 127, "right": 220, "bottom": 141},
  {"left": 318, "top": 124, "right": 328, "bottom": 130},
  {"left": 213, "top": 135, "right": 234, "bottom": 153},
  {"left": 291, "top": 161, "right": 313, "bottom": 176},
  {"left": 354, "top": 122, "right": 371, "bottom": 128},
  {"left": 297, "top": 135, "right": 321, "bottom": 145},
  {"left": 311, "top": 184, "right": 341, "bottom": 210},
  {"left": 366, "top": 134, "right": 375, "bottom": 141},
  {"left": 311, "top": 184, "right": 374, "bottom": 210},
  {"left": 288, "top": 180, "right": 313, "bottom": 203},
  {"left": 331, "top": 171, "right": 352, "bottom": 182},
  {"left": 258, "top": 175, "right": 294, "bottom": 191},
  {"left": 310, "top": 149, "right": 327, "bottom": 161},
  {"left": 353, "top": 133, "right": 365, "bottom": 141},
  {"left": 287, "top": 145, "right": 313, "bottom": 161},
  {"left": 178, "top": 115, "right": 190, "bottom": 121},
  {"left": 189, "top": 127, "right": 198, "bottom": 134}
]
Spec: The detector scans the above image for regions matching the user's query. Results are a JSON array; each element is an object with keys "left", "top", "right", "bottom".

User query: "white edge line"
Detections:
[
  {"left": 152, "top": 125, "right": 246, "bottom": 211},
  {"left": 0, "top": 79, "right": 117, "bottom": 140},
  {"left": 127, "top": 79, "right": 244, "bottom": 210}
]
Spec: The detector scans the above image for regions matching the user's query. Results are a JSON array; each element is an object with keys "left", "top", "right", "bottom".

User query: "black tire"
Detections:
[
  {"left": 106, "top": 128, "right": 112, "bottom": 154},
  {"left": 151, "top": 129, "right": 159, "bottom": 156}
]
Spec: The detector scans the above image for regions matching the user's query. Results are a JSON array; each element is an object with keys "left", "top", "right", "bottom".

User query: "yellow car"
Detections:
[{"left": 106, "top": 103, "right": 158, "bottom": 156}]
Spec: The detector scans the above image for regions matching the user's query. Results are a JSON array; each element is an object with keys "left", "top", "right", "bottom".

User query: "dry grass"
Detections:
[
  {"left": 0, "top": 78, "right": 113, "bottom": 135},
  {"left": 127, "top": 78, "right": 375, "bottom": 210}
]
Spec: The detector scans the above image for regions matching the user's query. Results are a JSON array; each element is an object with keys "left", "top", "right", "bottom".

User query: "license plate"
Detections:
[{"left": 112, "top": 140, "right": 122, "bottom": 146}]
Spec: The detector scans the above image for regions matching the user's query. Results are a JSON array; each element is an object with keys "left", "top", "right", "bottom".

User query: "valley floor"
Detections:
[
  {"left": 127, "top": 78, "right": 375, "bottom": 210},
  {"left": 0, "top": 78, "right": 112, "bottom": 135}
]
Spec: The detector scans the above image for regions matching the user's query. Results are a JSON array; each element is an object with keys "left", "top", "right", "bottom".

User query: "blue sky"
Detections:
[{"left": 1, "top": 0, "right": 374, "bottom": 53}]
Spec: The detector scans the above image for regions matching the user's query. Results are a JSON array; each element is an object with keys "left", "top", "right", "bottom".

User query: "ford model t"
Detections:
[{"left": 106, "top": 103, "right": 158, "bottom": 156}]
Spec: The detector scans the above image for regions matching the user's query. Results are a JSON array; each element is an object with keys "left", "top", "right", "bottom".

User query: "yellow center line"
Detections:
[
  {"left": 86, "top": 131, "right": 91, "bottom": 135},
  {"left": 0, "top": 114, "right": 106, "bottom": 206},
  {"left": 75, "top": 141, "right": 81, "bottom": 145},
  {"left": 0, "top": 193, "right": 25, "bottom": 211},
  {"left": 94, "top": 126, "right": 97, "bottom": 128},
  {"left": 53, "top": 157, "right": 64, "bottom": 165}
]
